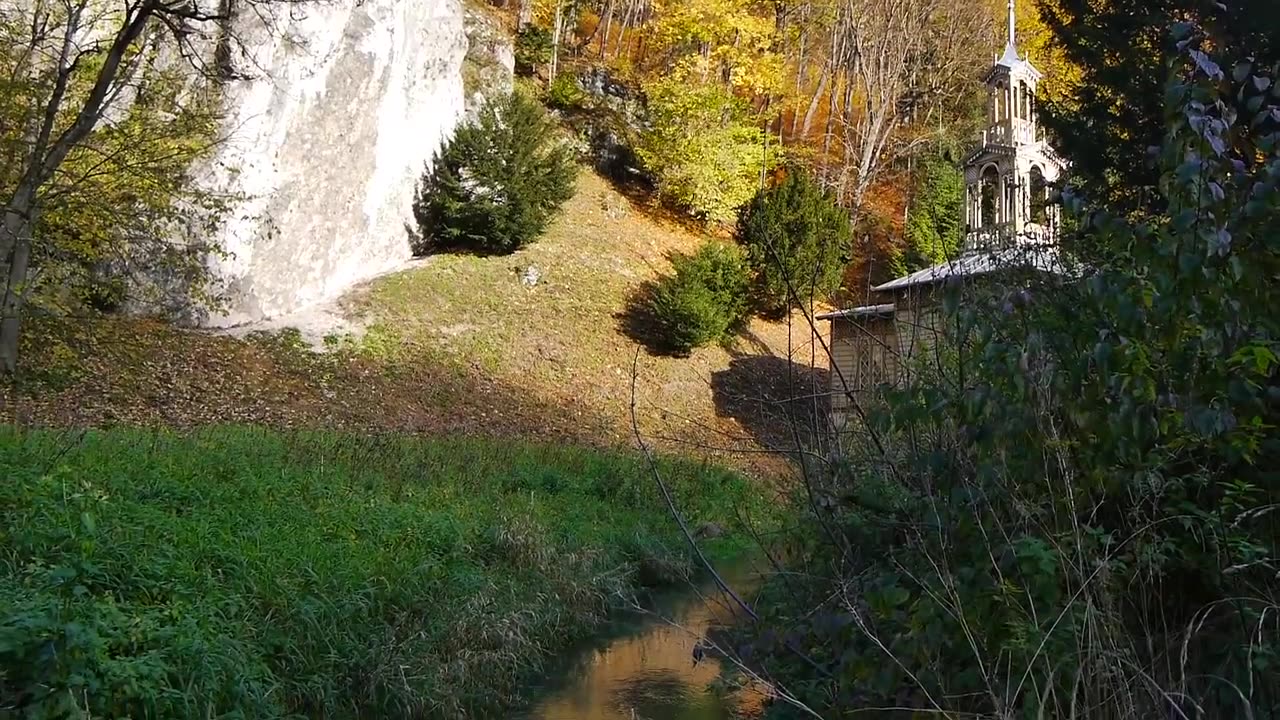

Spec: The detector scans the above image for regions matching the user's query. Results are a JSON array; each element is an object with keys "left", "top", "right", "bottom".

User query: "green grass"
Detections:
[{"left": 0, "top": 427, "right": 768, "bottom": 718}]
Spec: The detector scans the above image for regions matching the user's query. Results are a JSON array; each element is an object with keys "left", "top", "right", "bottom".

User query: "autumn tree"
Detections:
[
  {"left": 828, "top": 0, "right": 992, "bottom": 211},
  {"left": 630, "top": 0, "right": 784, "bottom": 224},
  {"left": 0, "top": 0, "right": 302, "bottom": 374},
  {"left": 636, "top": 77, "right": 776, "bottom": 224}
]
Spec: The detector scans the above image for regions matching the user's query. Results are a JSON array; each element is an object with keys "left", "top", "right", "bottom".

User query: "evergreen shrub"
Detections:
[
  {"left": 414, "top": 91, "right": 575, "bottom": 255},
  {"left": 650, "top": 242, "right": 750, "bottom": 354},
  {"left": 737, "top": 168, "right": 851, "bottom": 316},
  {"left": 514, "top": 26, "right": 552, "bottom": 76}
]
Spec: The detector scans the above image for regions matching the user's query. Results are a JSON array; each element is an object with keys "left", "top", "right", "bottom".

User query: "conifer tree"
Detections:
[
  {"left": 737, "top": 168, "right": 852, "bottom": 317},
  {"left": 650, "top": 241, "right": 751, "bottom": 354},
  {"left": 415, "top": 91, "right": 576, "bottom": 255}
]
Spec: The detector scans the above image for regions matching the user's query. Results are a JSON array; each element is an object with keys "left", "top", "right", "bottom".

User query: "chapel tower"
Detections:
[{"left": 962, "top": 0, "right": 1066, "bottom": 249}]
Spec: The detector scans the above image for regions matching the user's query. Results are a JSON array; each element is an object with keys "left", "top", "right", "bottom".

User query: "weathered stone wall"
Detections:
[{"left": 202, "top": 0, "right": 470, "bottom": 325}]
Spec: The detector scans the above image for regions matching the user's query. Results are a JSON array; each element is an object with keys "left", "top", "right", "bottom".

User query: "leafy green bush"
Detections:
[
  {"left": 739, "top": 32, "right": 1280, "bottom": 718},
  {"left": 546, "top": 72, "right": 587, "bottom": 111},
  {"left": 635, "top": 78, "right": 776, "bottom": 224},
  {"left": 514, "top": 25, "right": 553, "bottom": 76},
  {"left": 736, "top": 168, "right": 851, "bottom": 316},
  {"left": 0, "top": 427, "right": 767, "bottom": 718},
  {"left": 650, "top": 242, "right": 751, "bottom": 354},
  {"left": 414, "top": 91, "right": 576, "bottom": 255}
]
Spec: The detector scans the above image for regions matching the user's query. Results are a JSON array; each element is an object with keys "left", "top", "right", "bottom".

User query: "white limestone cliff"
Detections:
[{"left": 202, "top": 0, "right": 469, "bottom": 325}]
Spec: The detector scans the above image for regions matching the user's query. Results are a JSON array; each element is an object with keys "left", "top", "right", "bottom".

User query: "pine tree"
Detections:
[
  {"left": 650, "top": 241, "right": 751, "bottom": 354},
  {"left": 415, "top": 91, "right": 576, "bottom": 255},
  {"left": 737, "top": 168, "right": 852, "bottom": 317}
]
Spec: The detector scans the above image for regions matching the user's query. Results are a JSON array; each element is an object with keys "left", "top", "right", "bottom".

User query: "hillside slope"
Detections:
[{"left": 8, "top": 170, "right": 828, "bottom": 475}]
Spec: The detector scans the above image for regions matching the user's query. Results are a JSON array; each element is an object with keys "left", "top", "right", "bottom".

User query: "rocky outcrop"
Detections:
[
  {"left": 202, "top": 0, "right": 472, "bottom": 325},
  {"left": 563, "top": 67, "right": 650, "bottom": 186},
  {"left": 462, "top": 8, "right": 515, "bottom": 120}
]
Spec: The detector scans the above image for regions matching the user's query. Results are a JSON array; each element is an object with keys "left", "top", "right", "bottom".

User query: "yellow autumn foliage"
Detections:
[{"left": 0, "top": 17, "right": 225, "bottom": 315}]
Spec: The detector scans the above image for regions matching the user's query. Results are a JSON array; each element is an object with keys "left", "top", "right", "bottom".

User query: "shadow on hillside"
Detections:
[
  {"left": 710, "top": 353, "right": 830, "bottom": 453},
  {"left": 4, "top": 316, "right": 617, "bottom": 448},
  {"left": 615, "top": 281, "right": 683, "bottom": 357}
]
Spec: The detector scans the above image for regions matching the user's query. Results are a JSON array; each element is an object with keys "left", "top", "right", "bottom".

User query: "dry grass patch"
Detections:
[{"left": 7, "top": 170, "right": 830, "bottom": 476}]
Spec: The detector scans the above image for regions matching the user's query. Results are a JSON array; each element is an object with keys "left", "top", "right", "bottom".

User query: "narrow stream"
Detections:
[{"left": 523, "top": 567, "right": 768, "bottom": 720}]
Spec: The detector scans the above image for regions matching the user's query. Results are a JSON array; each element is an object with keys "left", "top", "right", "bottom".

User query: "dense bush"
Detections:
[
  {"left": 1039, "top": 0, "right": 1280, "bottom": 216},
  {"left": 545, "top": 72, "right": 587, "bottom": 111},
  {"left": 635, "top": 78, "right": 775, "bottom": 224},
  {"left": 514, "top": 25, "right": 553, "bottom": 76},
  {"left": 650, "top": 242, "right": 751, "bottom": 354},
  {"left": 736, "top": 168, "right": 851, "bottom": 317},
  {"left": 0, "top": 427, "right": 765, "bottom": 718},
  {"left": 414, "top": 91, "right": 575, "bottom": 255},
  {"left": 738, "top": 31, "right": 1280, "bottom": 719}
]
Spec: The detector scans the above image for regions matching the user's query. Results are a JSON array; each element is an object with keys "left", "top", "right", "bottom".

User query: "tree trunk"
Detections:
[
  {"left": 790, "top": 28, "right": 808, "bottom": 136},
  {"left": 633, "top": 0, "right": 649, "bottom": 62},
  {"left": 839, "top": 71, "right": 856, "bottom": 203},
  {"left": 820, "top": 16, "right": 844, "bottom": 181},
  {"left": 821, "top": 71, "right": 838, "bottom": 181},
  {"left": 0, "top": 188, "right": 36, "bottom": 375},
  {"left": 800, "top": 63, "right": 828, "bottom": 138},
  {"left": 550, "top": 0, "right": 564, "bottom": 78},
  {"left": 518, "top": 0, "right": 533, "bottom": 29},
  {"left": 598, "top": 0, "right": 614, "bottom": 58}
]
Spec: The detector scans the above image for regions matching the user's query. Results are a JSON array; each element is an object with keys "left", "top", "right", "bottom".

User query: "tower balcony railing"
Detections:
[
  {"left": 981, "top": 120, "right": 1038, "bottom": 148},
  {"left": 982, "top": 124, "right": 1011, "bottom": 146},
  {"left": 964, "top": 222, "right": 1054, "bottom": 253}
]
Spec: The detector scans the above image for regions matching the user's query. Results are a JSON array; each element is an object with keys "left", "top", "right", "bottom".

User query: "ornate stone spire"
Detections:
[
  {"left": 1007, "top": 0, "right": 1016, "bottom": 50},
  {"left": 996, "top": 0, "right": 1023, "bottom": 68}
]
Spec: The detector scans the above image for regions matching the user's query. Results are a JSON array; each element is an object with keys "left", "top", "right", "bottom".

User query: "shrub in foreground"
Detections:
[
  {"left": 414, "top": 91, "right": 575, "bottom": 255},
  {"left": 737, "top": 168, "right": 851, "bottom": 317},
  {"left": 737, "top": 32, "right": 1280, "bottom": 719},
  {"left": 650, "top": 241, "right": 750, "bottom": 354},
  {"left": 0, "top": 427, "right": 763, "bottom": 718}
]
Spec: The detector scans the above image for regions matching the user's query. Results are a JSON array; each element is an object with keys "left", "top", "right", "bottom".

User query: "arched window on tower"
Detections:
[
  {"left": 981, "top": 166, "right": 999, "bottom": 227},
  {"left": 1020, "top": 82, "right": 1030, "bottom": 122},
  {"left": 1029, "top": 166, "right": 1047, "bottom": 225}
]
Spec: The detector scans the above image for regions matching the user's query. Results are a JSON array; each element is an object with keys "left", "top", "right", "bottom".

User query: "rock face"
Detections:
[
  {"left": 462, "top": 8, "right": 516, "bottom": 121},
  {"left": 203, "top": 0, "right": 469, "bottom": 325}
]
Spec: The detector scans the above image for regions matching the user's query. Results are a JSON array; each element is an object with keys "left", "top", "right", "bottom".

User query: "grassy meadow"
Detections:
[{"left": 0, "top": 426, "right": 769, "bottom": 718}]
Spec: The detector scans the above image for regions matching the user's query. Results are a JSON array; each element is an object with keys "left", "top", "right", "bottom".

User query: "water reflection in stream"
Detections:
[{"left": 524, "top": 570, "right": 767, "bottom": 720}]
